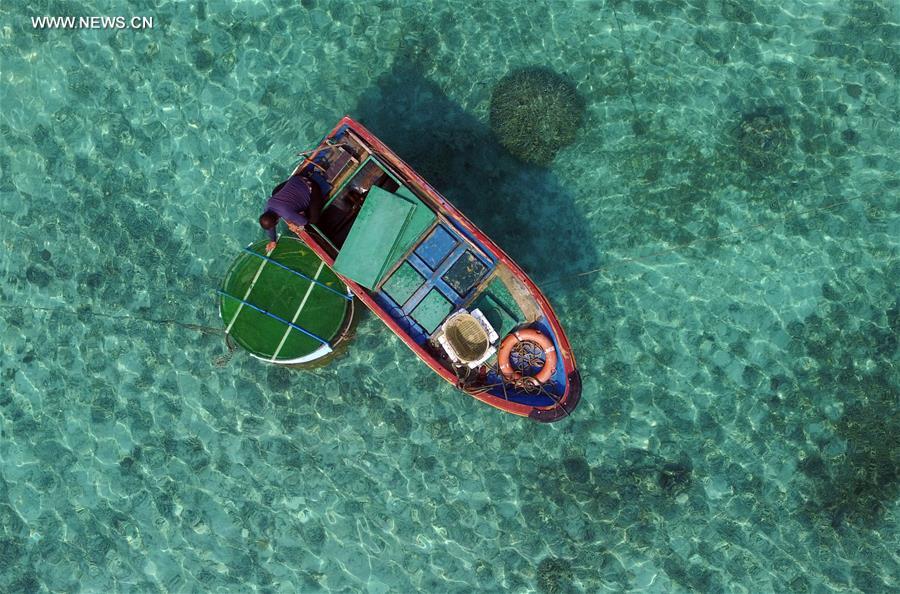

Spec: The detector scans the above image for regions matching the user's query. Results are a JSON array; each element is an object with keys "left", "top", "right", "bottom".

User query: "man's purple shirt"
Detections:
[{"left": 262, "top": 176, "right": 312, "bottom": 242}]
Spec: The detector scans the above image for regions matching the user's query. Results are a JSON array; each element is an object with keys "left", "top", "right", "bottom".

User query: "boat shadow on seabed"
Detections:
[{"left": 350, "top": 63, "right": 599, "bottom": 292}]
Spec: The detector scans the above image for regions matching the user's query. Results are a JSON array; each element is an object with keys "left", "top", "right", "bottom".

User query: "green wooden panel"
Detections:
[
  {"left": 471, "top": 278, "right": 524, "bottom": 338},
  {"left": 382, "top": 262, "right": 424, "bottom": 306},
  {"left": 333, "top": 186, "right": 415, "bottom": 289},
  {"left": 411, "top": 288, "right": 453, "bottom": 334},
  {"left": 378, "top": 185, "right": 437, "bottom": 281},
  {"left": 442, "top": 250, "right": 488, "bottom": 296}
]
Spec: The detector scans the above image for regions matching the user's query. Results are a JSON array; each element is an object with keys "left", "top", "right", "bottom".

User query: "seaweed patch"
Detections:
[
  {"left": 734, "top": 106, "right": 794, "bottom": 173},
  {"left": 788, "top": 296, "right": 900, "bottom": 529},
  {"left": 489, "top": 66, "right": 586, "bottom": 166},
  {"left": 536, "top": 557, "right": 575, "bottom": 594}
]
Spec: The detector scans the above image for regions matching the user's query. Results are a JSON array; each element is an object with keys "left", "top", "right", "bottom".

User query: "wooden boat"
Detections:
[{"left": 284, "top": 116, "right": 581, "bottom": 422}]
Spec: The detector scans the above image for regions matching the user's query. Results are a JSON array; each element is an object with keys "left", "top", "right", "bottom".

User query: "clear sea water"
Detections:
[{"left": 1, "top": 0, "right": 898, "bottom": 592}]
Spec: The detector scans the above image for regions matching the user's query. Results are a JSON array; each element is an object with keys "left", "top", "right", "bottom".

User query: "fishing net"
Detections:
[{"left": 509, "top": 339, "right": 549, "bottom": 377}]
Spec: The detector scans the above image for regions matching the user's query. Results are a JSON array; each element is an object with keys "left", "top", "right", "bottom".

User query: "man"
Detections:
[{"left": 259, "top": 174, "right": 324, "bottom": 252}]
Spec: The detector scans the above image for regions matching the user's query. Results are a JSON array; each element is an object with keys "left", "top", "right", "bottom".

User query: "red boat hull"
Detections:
[{"left": 297, "top": 117, "right": 580, "bottom": 421}]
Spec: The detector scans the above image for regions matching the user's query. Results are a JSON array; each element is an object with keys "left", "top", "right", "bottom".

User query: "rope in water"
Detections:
[
  {"left": 0, "top": 303, "right": 224, "bottom": 335},
  {"left": 0, "top": 303, "right": 238, "bottom": 367},
  {"left": 541, "top": 195, "right": 867, "bottom": 288},
  {"left": 609, "top": 1, "right": 640, "bottom": 118}
]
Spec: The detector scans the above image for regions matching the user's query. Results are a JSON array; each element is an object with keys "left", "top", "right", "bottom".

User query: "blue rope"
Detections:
[
  {"left": 241, "top": 247, "right": 352, "bottom": 301},
  {"left": 216, "top": 290, "right": 331, "bottom": 347}
]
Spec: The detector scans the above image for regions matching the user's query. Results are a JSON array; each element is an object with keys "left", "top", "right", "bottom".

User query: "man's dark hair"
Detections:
[{"left": 259, "top": 211, "right": 278, "bottom": 229}]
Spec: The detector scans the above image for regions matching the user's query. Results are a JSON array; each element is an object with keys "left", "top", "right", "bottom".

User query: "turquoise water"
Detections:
[{"left": 1, "top": 0, "right": 898, "bottom": 591}]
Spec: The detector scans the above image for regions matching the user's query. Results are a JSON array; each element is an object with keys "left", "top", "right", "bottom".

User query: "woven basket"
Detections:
[{"left": 444, "top": 313, "right": 490, "bottom": 363}]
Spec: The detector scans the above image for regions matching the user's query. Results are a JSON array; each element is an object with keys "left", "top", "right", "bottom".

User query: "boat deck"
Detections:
[{"left": 373, "top": 222, "right": 499, "bottom": 345}]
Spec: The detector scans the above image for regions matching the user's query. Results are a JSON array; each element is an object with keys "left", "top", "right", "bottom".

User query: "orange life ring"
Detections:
[{"left": 497, "top": 328, "right": 557, "bottom": 386}]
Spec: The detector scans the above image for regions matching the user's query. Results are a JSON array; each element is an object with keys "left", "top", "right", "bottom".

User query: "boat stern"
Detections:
[{"left": 528, "top": 368, "right": 582, "bottom": 422}]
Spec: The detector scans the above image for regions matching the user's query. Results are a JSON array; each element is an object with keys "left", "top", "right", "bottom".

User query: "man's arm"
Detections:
[
  {"left": 279, "top": 210, "right": 308, "bottom": 227},
  {"left": 269, "top": 200, "right": 308, "bottom": 228}
]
